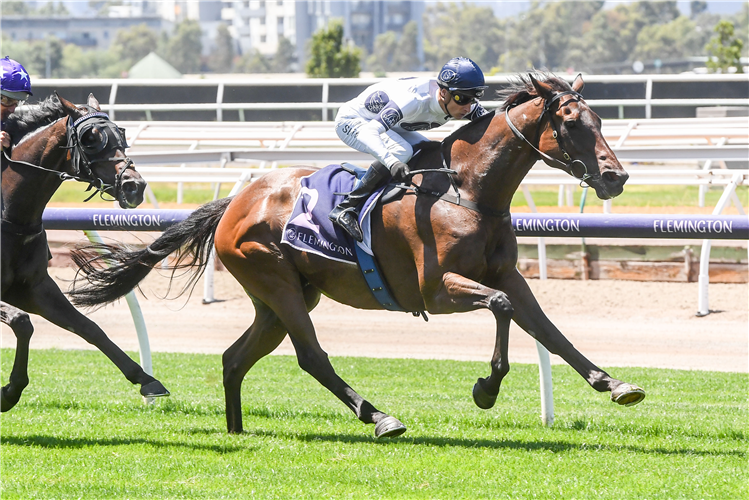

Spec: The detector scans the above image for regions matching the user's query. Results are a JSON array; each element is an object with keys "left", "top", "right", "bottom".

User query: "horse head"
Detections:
[
  {"left": 58, "top": 93, "right": 146, "bottom": 208},
  {"left": 528, "top": 74, "right": 628, "bottom": 200}
]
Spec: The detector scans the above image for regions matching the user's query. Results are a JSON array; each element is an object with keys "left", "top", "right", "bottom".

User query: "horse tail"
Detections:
[{"left": 69, "top": 197, "right": 233, "bottom": 308}]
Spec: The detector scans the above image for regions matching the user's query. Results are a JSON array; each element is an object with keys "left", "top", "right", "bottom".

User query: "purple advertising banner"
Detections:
[{"left": 41, "top": 208, "right": 749, "bottom": 240}]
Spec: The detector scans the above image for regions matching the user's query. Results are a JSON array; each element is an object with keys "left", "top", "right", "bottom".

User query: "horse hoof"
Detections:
[
  {"left": 1, "top": 386, "right": 16, "bottom": 412},
  {"left": 140, "top": 380, "right": 170, "bottom": 398},
  {"left": 375, "top": 416, "right": 407, "bottom": 438},
  {"left": 611, "top": 383, "right": 646, "bottom": 407},
  {"left": 472, "top": 379, "right": 498, "bottom": 410}
]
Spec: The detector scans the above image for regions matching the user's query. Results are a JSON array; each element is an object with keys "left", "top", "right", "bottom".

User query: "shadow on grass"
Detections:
[
  {"left": 0, "top": 434, "right": 251, "bottom": 454},
  {"left": 242, "top": 428, "right": 745, "bottom": 458}
]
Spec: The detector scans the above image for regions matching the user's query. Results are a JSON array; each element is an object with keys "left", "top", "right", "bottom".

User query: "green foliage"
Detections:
[
  {"left": 36, "top": 1, "right": 69, "bottom": 16},
  {"left": 160, "top": 20, "right": 203, "bottom": 74},
  {"left": 306, "top": 19, "right": 361, "bottom": 78},
  {"left": 272, "top": 36, "right": 296, "bottom": 73},
  {"left": 423, "top": 3, "right": 504, "bottom": 73},
  {"left": 2, "top": 36, "right": 64, "bottom": 78},
  {"left": 235, "top": 49, "right": 272, "bottom": 74},
  {"left": 705, "top": 20, "right": 745, "bottom": 73},
  {"left": 1, "top": 349, "right": 747, "bottom": 499},
  {"left": 633, "top": 16, "right": 701, "bottom": 61},
  {"left": 1, "top": 0, "right": 32, "bottom": 15},
  {"left": 366, "top": 21, "right": 422, "bottom": 75},
  {"left": 209, "top": 24, "right": 234, "bottom": 73},
  {"left": 112, "top": 24, "right": 159, "bottom": 67}
]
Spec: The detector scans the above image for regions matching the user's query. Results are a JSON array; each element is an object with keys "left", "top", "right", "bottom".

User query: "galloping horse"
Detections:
[
  {"left": 1, "top": 93, "right": 169, "bottom": 411},
  {"left": 70, "top": 74, "right": 645, "bottom": 437}
]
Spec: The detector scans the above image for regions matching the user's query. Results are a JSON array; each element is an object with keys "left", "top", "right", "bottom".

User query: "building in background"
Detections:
[{"left": 222, "top": 1, "right": 424, "bottom": 70}]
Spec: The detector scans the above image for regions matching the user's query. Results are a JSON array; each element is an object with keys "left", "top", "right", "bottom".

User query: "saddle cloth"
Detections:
[{"left": 280, "top": 164, "right": 386, "bottom": 265}]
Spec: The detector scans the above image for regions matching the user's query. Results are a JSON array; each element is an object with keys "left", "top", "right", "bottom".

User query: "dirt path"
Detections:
[{"left": 2, "top": 268, "right": 746, "bottom": 373}]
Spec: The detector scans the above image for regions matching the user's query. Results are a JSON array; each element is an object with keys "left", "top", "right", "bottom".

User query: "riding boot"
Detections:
[{"left": 329, "top": 160, "right": 390, "bottom": 242}]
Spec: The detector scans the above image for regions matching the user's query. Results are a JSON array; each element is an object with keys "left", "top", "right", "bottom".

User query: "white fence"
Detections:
[{"left": 40, "top": 73, "right": 749, "bottom": 121}]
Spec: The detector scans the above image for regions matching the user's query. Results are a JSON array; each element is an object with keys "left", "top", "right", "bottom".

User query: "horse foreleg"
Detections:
[
  {"left": 425, "top": 273, "right": 514, "bottom": 409},
  {"left": 498, "top": 269, "right": 645, "bottom": 406},
  {"left": 22, "top": 276, "right": 170, "bottom": 399},
  {"left": 0, "top": 301, "right": 33, "bottom": 412}
]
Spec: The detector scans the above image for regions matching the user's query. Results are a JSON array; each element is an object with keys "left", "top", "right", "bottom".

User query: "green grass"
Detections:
[
  {"left": 1, "top": 349, "right": 746, "bottom": 499},
  {"left": 51, "top": 180, "right": 748, "bottom": 208},
  {"left": 511, "top": 184, "right": 749, "bottom": 208}
]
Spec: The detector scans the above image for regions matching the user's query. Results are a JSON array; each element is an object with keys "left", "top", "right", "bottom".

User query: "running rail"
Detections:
[{"left": 44, "top": 208, "right": 748, "bottom": 423}]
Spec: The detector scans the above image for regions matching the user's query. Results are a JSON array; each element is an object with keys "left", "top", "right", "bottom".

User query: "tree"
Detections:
[
  {"left": 209, "top": 24, "right": 235, "bottom": 73},
  {"left": 633, "top": 16, "right": 699, "bottom": 62},
  {"left": 366, "top": 31, "right": 398, "bottom": 76},
  {"left": 112, "top": 24, "right": 159, "bottom": 66},
  {"left": 690, "top": 1, "right": 708, "bottom": 18},
  {"left": 2, "top": 1, "right": 33, "bottom": 15},
  {"left": 393, "top": 21, "right": 421, "bottom": 71},
  {"left": 235, "top": 49, "right": 271, "bottom": 74},
  {"left": 705, "top": 20, "right": 744, "bottom": 73},
  {"left": 423, "top": 3, "right": 503, "bottom": 72},
  {"left": 272, "top": 36, "right": 296, "bottom": 73},
  {"left": 160, "top": 20, "right": 203, "bottom": 74},
  {"left": 37, "top": 1, "right": 70, "bottom": 16},
  {"left": 305, "top": 19, "right": 361, "bottom": 78}
]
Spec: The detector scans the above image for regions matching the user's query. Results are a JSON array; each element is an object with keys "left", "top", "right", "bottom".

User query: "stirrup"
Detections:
[{"left": 330, "top": 207, "right": 363, "bottom": 241}]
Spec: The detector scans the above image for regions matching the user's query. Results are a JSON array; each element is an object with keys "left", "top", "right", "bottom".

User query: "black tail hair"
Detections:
[{"left": 69, "top": 197, "right": 233, "bottom": 307}]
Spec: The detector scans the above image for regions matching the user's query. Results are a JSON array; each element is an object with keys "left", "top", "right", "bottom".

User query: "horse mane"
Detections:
[
  {"left": 3, "top": 95, "right": 66, "bottom": 143},
  {"left": 496, "top": 71, "right": 574, "bottom": 112}
]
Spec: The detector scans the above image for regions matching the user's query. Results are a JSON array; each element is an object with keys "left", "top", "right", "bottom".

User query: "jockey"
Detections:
[
  {"left": 1, "top": 56, "right": 33, "bottom": 150},
  {"left": 329, "top": 56, "right": 489, "bottom": 242}
]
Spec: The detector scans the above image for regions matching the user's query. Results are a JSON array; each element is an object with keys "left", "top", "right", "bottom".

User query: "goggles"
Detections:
[
  {"left": 451, "top": 92, "right": 478, "bottom": 106},
  {"left": 1, "top": 95, "right": 23, "bottom": 107}
]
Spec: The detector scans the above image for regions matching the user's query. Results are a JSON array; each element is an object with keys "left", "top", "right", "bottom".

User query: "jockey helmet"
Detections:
[
  {"left": 1, "top": 57, "right": 33, "bottom": 100},
  {"left": 437, "top": 57, "right": 487, "bottom": 99}
]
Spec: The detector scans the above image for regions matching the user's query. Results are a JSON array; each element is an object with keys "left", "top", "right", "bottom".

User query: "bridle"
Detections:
[
  {"left": 504, "top": 90, "right": 593, "bottom": 186},
  {"left": 2, "top": 110, "right": 135, "bottom": 204}
]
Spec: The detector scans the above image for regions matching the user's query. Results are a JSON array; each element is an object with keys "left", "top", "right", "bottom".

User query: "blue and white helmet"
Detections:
[
  {"left": 1, "top": 56, "right": 33, "bottom": 100},
  {"left": 437, "top": 57, "right": 487, "bottom": 98}
]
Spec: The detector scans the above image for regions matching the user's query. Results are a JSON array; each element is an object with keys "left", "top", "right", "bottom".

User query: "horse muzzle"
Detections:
[
  {"left": 592, "top": 167, "right": 629, "bottom": 200},
  {"left": 117, "top": 163, "right": 146, "bottom": 208}
]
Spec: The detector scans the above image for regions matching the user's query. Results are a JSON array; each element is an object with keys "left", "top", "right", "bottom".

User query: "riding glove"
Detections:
[{"left": 389, "top": 161, "right": 412, "bottom": 182}]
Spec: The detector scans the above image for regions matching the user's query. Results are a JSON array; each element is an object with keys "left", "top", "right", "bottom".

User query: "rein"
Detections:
[
  {"left": 2, "top": 112, "right": 134, "bottom": 203},
  {"left": 505, "top": 90, "right": 593, "bottom": 186}
]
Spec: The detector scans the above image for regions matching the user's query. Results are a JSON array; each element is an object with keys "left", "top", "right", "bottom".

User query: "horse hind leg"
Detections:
[
  {"left": 473, "top": 292, "right": 514, "bottom": 410},
  {"left": 223, "top": 282, "right": 321, "bottom": 434},
  {"left": 266, "top": 283, "right": 405, "bottom": 438},
  {"left": 0, "top": 301, "right": 33, "bottom": 412}
]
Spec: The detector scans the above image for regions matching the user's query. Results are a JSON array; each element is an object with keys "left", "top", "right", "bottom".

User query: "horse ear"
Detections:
[
  {"left": 56, "top": 92, "right": 79, "bottom": 115},
  {"left": 87, "top": 93, "right": 101, "bottom": 111},
  {"left": 529, "top": 74, "right": 554, "bottom": 101},
  {"left": 572, "top": 74, "right": 585, "bottom": 93}
]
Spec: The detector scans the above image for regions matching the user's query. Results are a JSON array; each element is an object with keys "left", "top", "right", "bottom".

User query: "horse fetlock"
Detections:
[{"left": 488, "top": 292, "right": 514, "bottom": 319}]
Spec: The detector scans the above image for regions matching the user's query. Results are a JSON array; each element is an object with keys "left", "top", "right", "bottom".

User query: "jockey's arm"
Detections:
[{"left": 356, "top": 119, "right": 401, "bottom": 169}]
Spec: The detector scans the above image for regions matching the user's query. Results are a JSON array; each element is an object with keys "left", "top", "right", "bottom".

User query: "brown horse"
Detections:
[
  {"left": 70, "top": 73, "right": 644, "bottom": 437},
  {"left": 1, "top": 93, "right": 169, "bottom": 412}
]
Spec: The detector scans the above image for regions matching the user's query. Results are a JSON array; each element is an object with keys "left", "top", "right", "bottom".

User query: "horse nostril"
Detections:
[{"left": 603, "top": 170, "right": 628, "bottom": 185}]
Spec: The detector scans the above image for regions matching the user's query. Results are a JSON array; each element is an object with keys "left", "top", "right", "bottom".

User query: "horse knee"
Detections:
[
  {"left": 488, "top": 292, "right": 513, "bottom": 320},
  {"left": 296, "top": 348, "right": 329, "bottom": 377}
]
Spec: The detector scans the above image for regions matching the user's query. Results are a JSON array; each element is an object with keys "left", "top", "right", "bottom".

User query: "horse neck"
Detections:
[
  {"left": 2, "top": 118, "right": 70, "bottom": 226},
  {"left": 449, "top": 100, "right": 543, "bottom": 214}
]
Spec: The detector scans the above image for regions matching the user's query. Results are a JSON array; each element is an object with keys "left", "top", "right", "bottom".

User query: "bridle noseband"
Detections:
[
  {"left": 2, "top": 110, "right": 135, "bottom": 204},
  {"left": 505, "top": 90, "right": 593, "bottom": 185}
]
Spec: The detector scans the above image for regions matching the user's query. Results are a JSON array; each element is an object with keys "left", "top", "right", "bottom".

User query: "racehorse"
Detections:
[
  {"left": 69, "top": 73, "right": 645, "bottom": 438},
  {"left": 0, "top": 93, "right": 169, "bottom": 412}
]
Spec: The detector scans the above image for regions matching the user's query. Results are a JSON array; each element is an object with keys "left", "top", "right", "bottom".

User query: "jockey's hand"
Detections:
[
  {"left": 0, "top": 131, "right": 10, "bottom": 149},
  {"left": 389, "top": 161, "right": 412, "bottom": 183}
]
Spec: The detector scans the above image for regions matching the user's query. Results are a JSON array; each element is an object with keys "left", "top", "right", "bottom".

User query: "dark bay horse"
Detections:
[
  {"left": 70, "top": 74, "right": 644, "bottom": 437},
  {"left": 1, "top": 93, "right": 169, "bottom": 412}
]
